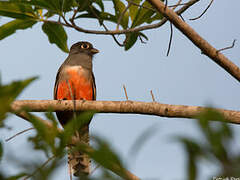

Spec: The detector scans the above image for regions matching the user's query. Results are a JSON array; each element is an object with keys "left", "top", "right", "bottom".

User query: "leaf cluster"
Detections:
[{"left": 0, "top": 0, "right": 164, "bottom": 51}]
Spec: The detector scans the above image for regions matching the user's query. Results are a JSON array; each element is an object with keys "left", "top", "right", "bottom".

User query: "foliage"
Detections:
[
  {"left": 174, "top": 109, "right": 240, "bottom": 180},
  {"left": 0, "top": 77, "right": 37, "bottom": 127},
  {"left": 0, "top": 77, "right": 127, "bottom": 179},
  {"left": 0, "top": 77, "right": 239, "bottom": 180},
  {"left": 0, "top": 1, "right": 239, "bottom": 178},
  {"left": 0, "top": 0, "right": 164, "bottom": 51}
]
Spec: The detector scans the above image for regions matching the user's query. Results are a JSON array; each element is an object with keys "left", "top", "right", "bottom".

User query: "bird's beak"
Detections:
[{"left": 91, "top": 48, "right": 99, "bottom": 54}]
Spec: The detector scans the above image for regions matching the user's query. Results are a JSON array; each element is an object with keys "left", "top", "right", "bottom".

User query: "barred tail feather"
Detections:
[{"left": 68, "top": 125, "right": 90, "bottom": 176}]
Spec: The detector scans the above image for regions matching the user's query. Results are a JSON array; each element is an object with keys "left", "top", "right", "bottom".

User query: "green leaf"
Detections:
[
  {"left": 6, "top": 173, "right": 27, "bottom": 180},
  {"left": 43, "top": 10, "right": 55, "bottom": 18},
  {"left": 0, "top": 1, "right": 36, "bottom": 19},
  {"left": 0, "top": 77, "right": 37, "bottom": 123},
  {"left": 76, "top": 11, "right": 116, "bottom": 24},
  {"left": 60, "top": 0, "right": 75, "bottom": 12},
  {"left": 76, "top": 0, "right": 92, "bottom": 11},
  {"left": 16, "top": 0, "right": 55, "bottom": 11},
  {"left": 146, "top": 13, "right": 163, "bottom": 24},
  {"left": 129, "top": 0, "right": 141, "bottom": 21},
  {"left": 52, "top": 0, "right": 75, "bottom": 12},
  {"left": 124, "top": 32, "right": 139, "bottom": 50},
  {"left": 27, "top": 113, "right": 59, "bottom": 156},
  {"left": 131, "top": 1, "right": 155, "bottom": 28},
  {"left": 44, "top": 112, "right": 57, "bottom": 122},
  {"left": 175, "top": 137, "right": 204, "bottom": 157},
  {"left": 112, "top": 0, "right": 129, "bottom": 29},
  {"left": 60, "top": 111, "right": 95, "bottom": 147},
  {"left": 94, "top": 0, "right": 104, "bottom": 12},
  {"left": 80, "top": 136, "right": 126, "bottom": 178},
  {"left": 42, "top": 22, "right": 69, "bottom": 53},
  {"left": 196, "top": 109, "right": 231, "bottom": 163},
  {"left": 175, "top": 137, "right": 204, "bottom": 180},
  {"left": 0, "top": 19, "right": 36, "bottom": 41},
  {"left": 13, "top": 0, "right": 74, "bottom": 13}
]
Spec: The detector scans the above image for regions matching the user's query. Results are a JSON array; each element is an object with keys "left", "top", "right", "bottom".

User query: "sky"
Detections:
[{"left": 0, "top": 0, "right": 240, "bottom": 179}]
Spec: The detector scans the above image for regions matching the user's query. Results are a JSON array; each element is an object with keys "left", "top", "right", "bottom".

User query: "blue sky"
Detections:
[{"left": 0, "top": 1, "right": 240, "bottom": 179}]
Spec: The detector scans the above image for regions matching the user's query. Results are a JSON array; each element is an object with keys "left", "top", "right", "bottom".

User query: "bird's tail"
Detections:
[{"left": 68, "top": 125, "right": 90, "bottom": 176}]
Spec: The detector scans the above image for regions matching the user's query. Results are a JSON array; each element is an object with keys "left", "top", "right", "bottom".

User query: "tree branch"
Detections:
[
  {"left": 189, "top": 0, "right": 214, "bottom": 21},
  {"left": 147, "top": 0, "right": 240, "bottom": 83},
  {"left": 11, "top": 100, "right": 240, "bottom": 124},
  {"left": 40, "top": 0, "right": 198, "bottom": 35},
  {"left": 116, "top": 3, "right": 131, "bottom": 30}
]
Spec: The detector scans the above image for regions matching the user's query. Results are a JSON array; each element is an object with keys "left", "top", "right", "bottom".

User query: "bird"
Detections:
[{"left": 54, "top": 41, "right": 98, "bottom": 176}]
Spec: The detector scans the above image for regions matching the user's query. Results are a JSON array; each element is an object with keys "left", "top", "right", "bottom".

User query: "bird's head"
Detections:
[{"left": 70, "top": 41, "right": 99, "bottom": 56}]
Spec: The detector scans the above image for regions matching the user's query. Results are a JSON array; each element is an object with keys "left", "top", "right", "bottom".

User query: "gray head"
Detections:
[
  {"left": 69, "top": 41, "right": 99, "bottom": 56},
  {"left": 65, "top": 41, "right": 99, "bottom": 69}
]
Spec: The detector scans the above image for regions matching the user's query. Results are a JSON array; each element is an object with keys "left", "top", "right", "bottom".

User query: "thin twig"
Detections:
[
  {"left": 87, "top": 3, "right": 124, "bottom": 47},
  {"left": 139, "top": 35, "right": 147, "bottom": 44},
  {"left": 5, "top": 127, "right": 34, "bottom": 142},
  {"left": 166, "top": 22, "right": 173, "bottom": 56},
  {"left": 69, "top": 6, "right": 80, "bottom": 26},
  {"left": 123, "top": 85, "right": 129, "bottom": 100},
  {"left": 172, "top": 0, "right": 182, "bottom": 10},
  {"left": 164, "top": 0, "right": 168, "bottom": 11},
  {"left": 127, "top": 0, "right": 188, "bottom": 10},
  {"left": 116, "top": 3, "right": 131, "bottom": 30},
  {"left": 217, "top": 39, "right": 237, "bottom": 53},
  {"left": 189, "top": 0, "right": 214, "bottom": 20},
  {"left": 168, "top": 2, "right": 189, "bottom": 8},
  {"left": 150, "top": 90, "right": 156, "bottom": 102},
  {"left": 179, "top": 14, "right": 185, "bottom": 21},
  {"left": 61, "top": 13, "right": 73, "bottom": 27},
  {"left": 23, "top": 156, "right": 55, "bottom": 180}
]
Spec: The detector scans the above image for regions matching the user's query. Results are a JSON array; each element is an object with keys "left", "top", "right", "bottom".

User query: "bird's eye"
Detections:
[{"left": 81, "top": 44, "right": 89, "bottom": 49}]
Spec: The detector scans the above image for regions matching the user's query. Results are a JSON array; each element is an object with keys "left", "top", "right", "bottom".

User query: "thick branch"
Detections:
[
  {"left": 147, "top": 0, "right": 240, "bottom": 83},
  {"left": 11, "top": 100, "right": 240, "bottom": 124}
]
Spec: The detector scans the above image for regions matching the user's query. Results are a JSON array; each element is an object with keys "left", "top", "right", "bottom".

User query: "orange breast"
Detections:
[{"left": 56, "top": 67, "right": 93, "bottom": 100}]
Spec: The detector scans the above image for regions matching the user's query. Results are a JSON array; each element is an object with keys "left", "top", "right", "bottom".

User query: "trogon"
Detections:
[{"left": 54, "top": 41, "right": 98, "bottom": 176}]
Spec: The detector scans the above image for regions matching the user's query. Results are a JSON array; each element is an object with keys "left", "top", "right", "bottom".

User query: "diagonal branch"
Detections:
[
  {"left": 11, "top": 100, "right": 240, "bottom": 124},
  {"left": 147, "top": 0, "right": 240, "bottom": 83},
  {"left": 172, "top": 0, "right": 183, "bottom": 10},
  {"left": 23, "top": 156, "right": 55, "bottom": 180},
  {"left": 5, "top": 127, "right": 34, "bottom": 142}
]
